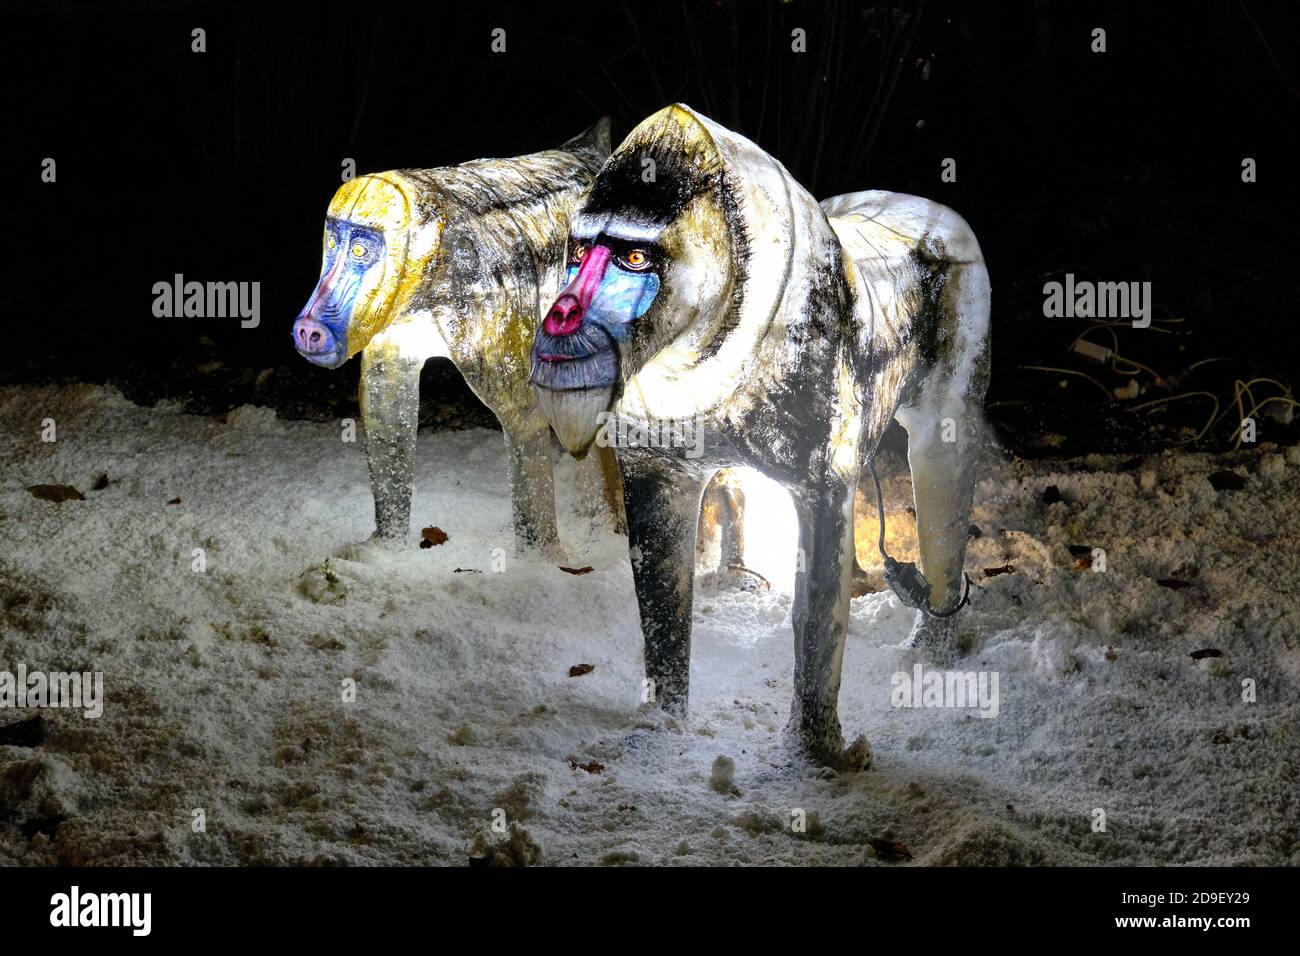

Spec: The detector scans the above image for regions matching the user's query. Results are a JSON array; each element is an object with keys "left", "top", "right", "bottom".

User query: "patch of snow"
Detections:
[{"left": 0, "top": 384, "right": 1297, "bottom": 865}]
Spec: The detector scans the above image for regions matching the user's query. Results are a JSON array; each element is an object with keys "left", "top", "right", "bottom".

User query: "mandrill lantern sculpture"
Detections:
[
  {"left": 531, "top": 105, "right": 991, "bottom": 766},
  {"left": 292, "top": 121, "right": 618, "bottom": 549}
]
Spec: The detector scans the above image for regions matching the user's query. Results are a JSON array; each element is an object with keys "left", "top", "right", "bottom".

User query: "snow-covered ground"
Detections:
[{"left": 1, "top": 383, "right": 1297, "bottom": 865}]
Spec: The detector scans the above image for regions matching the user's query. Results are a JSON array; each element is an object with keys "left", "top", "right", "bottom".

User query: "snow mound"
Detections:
[{"left": 1, "top": 384, "right": 1297, "bottom": 865}]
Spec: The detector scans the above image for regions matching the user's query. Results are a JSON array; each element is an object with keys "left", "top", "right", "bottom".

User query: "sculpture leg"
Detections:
[
  {"left": 503, "top": 428, "right": 560, "bottom": 554},
  {"left": 895, "top": 399, "right": 983, "bottom": 651},
  {"left": 896, "top": 257, "right": 991, "bottom": 648},
  {"left": 851, "top": 553, "right": 872, "bottom": 596},
  {"left": 696, "top": 469, "right": 746, "bottom": 589},
  {"left": 898, "top": 407, "right": 980, "bottom": 610},
  {"left": 594, "top": 444, "right": 627, "bottom": 535},
  {"left": 619, "top": 457, "right": 704, "bottom": 716},
  {"left": 359, "top": 343, "right": 423, "bottom": 541},
  {"left": 851, "top": 488, "right": 872, "bottom": 595},
  {"left": 570, "top": 443, "right": 626, "bottom": 535},
  {"left": 786, "top": 477, "right": 862, "bottom": 767},
  {"left": 715, "top": 470, "right": 746, "bottom": 575},
  {"left": 895, "top": 307, "right": 990, "bottom": 645}
]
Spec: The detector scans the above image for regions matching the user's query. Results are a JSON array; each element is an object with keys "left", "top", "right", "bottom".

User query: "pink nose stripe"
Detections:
[
  {"left": 303, "top": 246, "right": 347, "bottom": 318},
  {"left": 542, "top": 244, "right": 612, "bottom": 337}
]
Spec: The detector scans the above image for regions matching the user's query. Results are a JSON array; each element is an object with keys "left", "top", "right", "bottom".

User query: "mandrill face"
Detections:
[
  {"left": 292, "top": 173, "right": 440, "bottom": 369},
  {"left": 531, "top": 131, "right": 734, "bottom": 456}
]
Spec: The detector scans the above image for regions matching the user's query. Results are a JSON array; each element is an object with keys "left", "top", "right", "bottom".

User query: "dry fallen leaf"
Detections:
[
  {"left": 1190, "top": 647, "right": 1223, "bottom": 660},
  {"left": 0, "top": 715, "right": 44, "bottom": 747},
  {"left": 982, "top": 564, "right": 1015, "bottom": 578},
  {"left": 453, "top": 567, "right": 481, "bottom": 574},
  {"left": 568, "top": 663, "right": 595, "bottom": 677},
  {"left": 419, "top": 526, "right": 449, "bottom": 548},
  {"left": 868, "top": 837, "right": 913, "bottom": 862},
  {"left": 568, "top": 758, "right": 604, "bottom": 774},
  {"left": 26, "top": 484, "right": 84, "bottom": 503},
  {"left": 559, "top": 565, "right": 594, "bottom": 575},
  {"left": 167, "top": 497, "right": 181, "bottom": 505},
  {"left": 1208, "top": 470, "right": 1246, "bottom": 491}
]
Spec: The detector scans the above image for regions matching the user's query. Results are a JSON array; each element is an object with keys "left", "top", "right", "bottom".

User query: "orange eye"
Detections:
[
  {"left": 572, "top": 244, "right": 588, "bottom": 263},
  {"left": 624, "top": 249, "right": 649, "bottom": 269}
]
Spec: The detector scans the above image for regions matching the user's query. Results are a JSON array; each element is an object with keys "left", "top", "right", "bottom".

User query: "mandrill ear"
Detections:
[
  {"left": 578, "top": 104, "right": 726, "bottom": 235},
  {"left": 619, "top": 105, "right": 724, "bottom": 177},
  {"left": 562, "top": 117, "right": 612, "bottom": 165}
]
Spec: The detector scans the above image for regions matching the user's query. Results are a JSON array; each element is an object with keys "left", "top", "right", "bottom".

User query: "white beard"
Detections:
[{"left": 534, "top": 384, "right": 614, "bottom": 458}]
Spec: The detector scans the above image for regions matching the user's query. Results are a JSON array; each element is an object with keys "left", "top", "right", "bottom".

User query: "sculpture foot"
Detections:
[
  {"left": 785, "top": 729, "right": 872, "bottom": 773},
  {"left": 904, "top": 610, "right": 968, "bottom": 662},
  {"left": 633, "top": 699, "right": 686, "bottom": 733},
  {"left": 784, "top": 704, "right": 872, "bottom": 772},
  {"left": 327, "top": 533, "right": 406, "bottom": 564},
  {"left": 514, "top": 534, "right": 566, "bottom": 565}
]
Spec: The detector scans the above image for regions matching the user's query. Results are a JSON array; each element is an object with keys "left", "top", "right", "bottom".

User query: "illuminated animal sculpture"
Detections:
[
  {"left": 531, "top": 105, "right": 991, "bottom": 766},
  {"left": 292, "top": 121, "right": 619, "bottom": 550}
]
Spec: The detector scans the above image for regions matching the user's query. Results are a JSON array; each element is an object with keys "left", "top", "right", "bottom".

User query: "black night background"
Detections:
[
  {"left": 1, "top": 0, "right": 1298, "bottom": 924},
  {"left": 6, "top": 0, "right": 1296, "bottom": 449}
]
